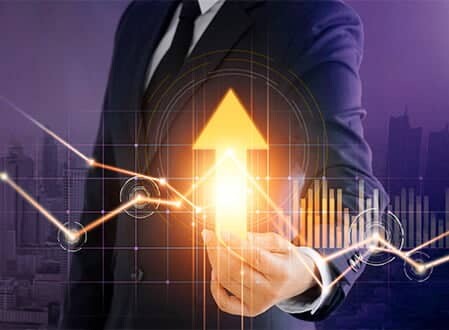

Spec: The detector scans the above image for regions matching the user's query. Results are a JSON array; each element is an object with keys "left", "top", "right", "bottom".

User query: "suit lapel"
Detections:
[
  {"left": 143, "top": 1, "right": 260, "bottom": 165},
  {"left": 187, "top": 0, "right": 254, "bottom": 78},
  {"left": 110, "top": 1, "right": 179, "bottom": 170}
]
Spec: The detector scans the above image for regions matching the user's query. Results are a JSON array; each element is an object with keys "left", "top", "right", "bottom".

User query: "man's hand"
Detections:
[{"left": 202, "top": 229, "right": 320, "bottom": 317}]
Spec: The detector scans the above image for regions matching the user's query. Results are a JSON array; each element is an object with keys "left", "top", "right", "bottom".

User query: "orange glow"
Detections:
[
  {"left": 5, "top": 92, "right": 449, "bottom": 293},
  {"left": 193, "top": 89, "right": 268, "bottom": 238}
]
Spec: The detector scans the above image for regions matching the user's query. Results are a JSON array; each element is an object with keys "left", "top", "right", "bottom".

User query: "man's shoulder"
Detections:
[
  {"left": 267, "top": 0, "right": 361, "bottom": 31},
  {"left": 264, "top": 0, "right": 363, "bottom": 59},
  {"left": 114, "top": 1, "right": 170, "bottom": 42}
]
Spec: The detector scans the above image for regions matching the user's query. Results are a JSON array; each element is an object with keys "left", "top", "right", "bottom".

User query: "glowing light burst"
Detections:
[
  {"left": 193, "top": 89, "right": 268, "bottom": 238},
  {"left": 2, "top": 93, "right": 449, "bottom": 292}
]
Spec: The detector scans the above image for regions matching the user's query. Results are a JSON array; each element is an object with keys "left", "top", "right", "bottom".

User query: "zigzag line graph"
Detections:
[{"left": 0, "top": 95, "right": 447, "bottom": 292}]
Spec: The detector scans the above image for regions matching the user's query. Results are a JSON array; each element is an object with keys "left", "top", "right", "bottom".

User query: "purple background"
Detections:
[
  {"left": 0, "top": 1, "right": 448, "bottom": 329},
  {"left": 1, "top": 1, "right": 449, "bottom": 164}
]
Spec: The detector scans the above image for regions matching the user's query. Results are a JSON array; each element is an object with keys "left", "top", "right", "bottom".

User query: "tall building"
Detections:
[
  {"left": 425, "top": 124, "right": 449, "bottom": 212},
  {"left": 38, "top": 196, "right": 64, "bottom": 244},
  {"left": 0, "top": 279, "right": 17, "bottom": 310},
  {"left": 0, "top": 144, "right": 38, "bottom": 249},
  {"left": 41, "top": 132, "right": 59, "bottom": 197},
  {"left": 3, "top": 230, "right": 17, "bottom": 276},
  {"left": 63, "top": 156, "right": 87, "bottom": 224},
  {"left": 386, "top": 110, "right": 422, "bottom": 196}
]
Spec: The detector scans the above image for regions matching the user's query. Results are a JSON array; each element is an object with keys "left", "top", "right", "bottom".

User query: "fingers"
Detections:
[
  {"left": 204, "top": 229, "right": 244, "bottom": 298},
  {"left": 204, "top": 231, "right": 304, "bottom": 317},
  {"left": 203, "top": 230, "right": 269, "bottom": 298},
  {"left": 210, "top": 269, "right": 248, "bottom": 316},
  {"left": 220, "top": 231, "right": 291, "bottom": 254},
  {"left": 203, "top": 229, "right": 291, "bottom": 278},
  {"left": 219, "top": 232, "right": 285, "bottom": 275},
  {"left": 247, "top": 232, "right": 292, "bottom": 253}
]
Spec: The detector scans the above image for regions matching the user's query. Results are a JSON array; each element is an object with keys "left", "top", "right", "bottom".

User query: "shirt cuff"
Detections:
[{"left": 276, "top": 247, "right": 333, "bottom": 315}]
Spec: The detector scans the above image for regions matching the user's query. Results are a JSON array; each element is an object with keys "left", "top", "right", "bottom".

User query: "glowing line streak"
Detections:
[
  {"left": 77, "top": 198, "right": 141, "bottom": 236},
  {"left": 76, "top": 197, "right": 181, "bottom": 237},
  {"left": 2, "top": 175, "right": 72, "bottom": 237},
  {"left": 208, "top": 154, "right": 448, "bottom": 288},
  {"left": 184, "top": 153, "right": 231, "bottom": 198},
  {"left": 425, "top": 254, "right": 449, "bottom": 269},
  {"left": 74, "top": 196, "right": 179, "bottom": 237},
  {"left": 93, "top": 162, "right": 200, "bottom": 210},
  {"left": 165, "top": 181, "right": 199, "bottom": 210},
  {"left": 92, "top": 162, "right": 160, "bottom": 182},
  {"left": 327, "top": 250, "right": 371, "bottom": 291},
  {"left": 323, "top": 237, "right": 375, "bottom": 262},
  {"left": 377, "top": 238, "right": 422, "bottom": 269},
  {"left": 1, "top": 98, "right": 201, "bottom": 211},
  {"left": 226, "top": 152, "right": 300, "bottom": 238},
  {"left": 1, "top": 96, "right": 93, "bottom": 165},
  {"left": 292, "top": 247, "right": 324, "bottom": 289},
  {"left": 5, "top": 96, "right": 449, "bottom": 287},
  {"left": 369, "top": 246, "right": 421, "bottom": 269},
  {"left": 406, "top": 230, "right": 449, "bottom": 255},
  {"left": 2, "top": 174, "right": 180, "bottom": 240},
  {"left": 5, "top": 163, "right": 449, "bottom": 288}
]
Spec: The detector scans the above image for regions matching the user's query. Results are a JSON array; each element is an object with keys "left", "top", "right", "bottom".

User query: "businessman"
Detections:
[{"left": 62, "top": 0, "right": 387, "bottom": 329}]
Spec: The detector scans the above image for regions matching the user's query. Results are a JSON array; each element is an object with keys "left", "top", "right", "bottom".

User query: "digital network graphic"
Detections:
[{"left": 0, "top": 89, "right": 447, "bottom": 296}]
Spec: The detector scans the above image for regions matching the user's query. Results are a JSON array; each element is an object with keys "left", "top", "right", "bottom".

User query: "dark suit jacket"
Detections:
[{"left": 61, "top": 1, "right": 387, "bottom": 329}]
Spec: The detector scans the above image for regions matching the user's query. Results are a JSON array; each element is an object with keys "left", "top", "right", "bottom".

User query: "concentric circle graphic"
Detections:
[
  {"left": 403, "top": 251, "right": 433, "bottom": 282},
  {"left": 57, "top": 222, "right": 87, "bottom": 252},
  {"left": 349, "top": 209, "right": 405, "bottom": 267},
  {"left": 120, "top": 176, "right": 161, "bottom": 219}
]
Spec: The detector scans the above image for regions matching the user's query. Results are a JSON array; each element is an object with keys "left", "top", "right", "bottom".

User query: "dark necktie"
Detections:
[{"left": 142, "top": 0, "right": 201, "bottom": 111}]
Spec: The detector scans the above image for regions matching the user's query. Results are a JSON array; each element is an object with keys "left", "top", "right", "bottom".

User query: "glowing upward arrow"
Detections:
[{"left": 194, "top": 89, "right": 268, "bottom": 238}]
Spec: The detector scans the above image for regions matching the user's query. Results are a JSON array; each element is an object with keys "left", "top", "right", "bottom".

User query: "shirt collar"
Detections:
[{"left": 198, "top": 0, "right": 221, "bottom": 14}]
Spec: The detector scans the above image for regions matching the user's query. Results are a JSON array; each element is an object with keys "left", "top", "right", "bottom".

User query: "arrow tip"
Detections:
[{"left": 193, "top": 89, "right": 268, "bottom": 150}]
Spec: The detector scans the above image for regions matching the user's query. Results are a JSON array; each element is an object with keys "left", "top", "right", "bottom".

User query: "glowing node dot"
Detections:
[
  {"left": 240, "top": 270, "right": 244, "bottom": 276},
  {"left": 65, "top": 230, "right": 80, "bottom": 245},
  {"left": 191, "top": 222, "right": 195, "bottom": 227},
  {"left": 287, "top": 176, "right": 292, "bottom": 181},
  {"left": 134, "top": 193, "right": 144, "bottom": 201},
  {"left": 415, "top": 264, "right": 426, "bottom": 275},
  {"left": 321, "top": 286, "right": 330, "bottom": 296},
  {"left": 87, "top": 158, "right": 95, "bottom": 167},
  {"left": 195, "top": 207, "right": 202, "bottom": 214},
  {"left": 175, "top": 201, "right": 182, "bottom": 208},
  {"left": 368, "top": 244, "right": 378, "bottom": 253},
  {"left": 159, "top": 178, "right": 167, "bottom": 185},
  {"left": 226, "top": 149, "right": 234, "bottom": 156},
  {"left": 0, "top": 172, "right": 8, "bottom": 181}
]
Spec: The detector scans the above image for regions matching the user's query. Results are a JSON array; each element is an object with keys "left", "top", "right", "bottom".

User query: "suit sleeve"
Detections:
[
  {"left": 60, "top": 113, "right": 120, "bottom": 329},
  {"left": 59, "top": 4, "right": 136, "bottom": 328},
  {"left": 283, "top": 1, "right": 388, "bottom": 321}
]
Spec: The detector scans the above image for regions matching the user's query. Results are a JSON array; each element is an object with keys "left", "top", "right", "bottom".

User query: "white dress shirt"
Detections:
[
  {"left": 145, "top": 0, "right": 225, "bottom": 89},
  {"left": 144, "top": 0, "right": 333, "bottom": 315}
]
